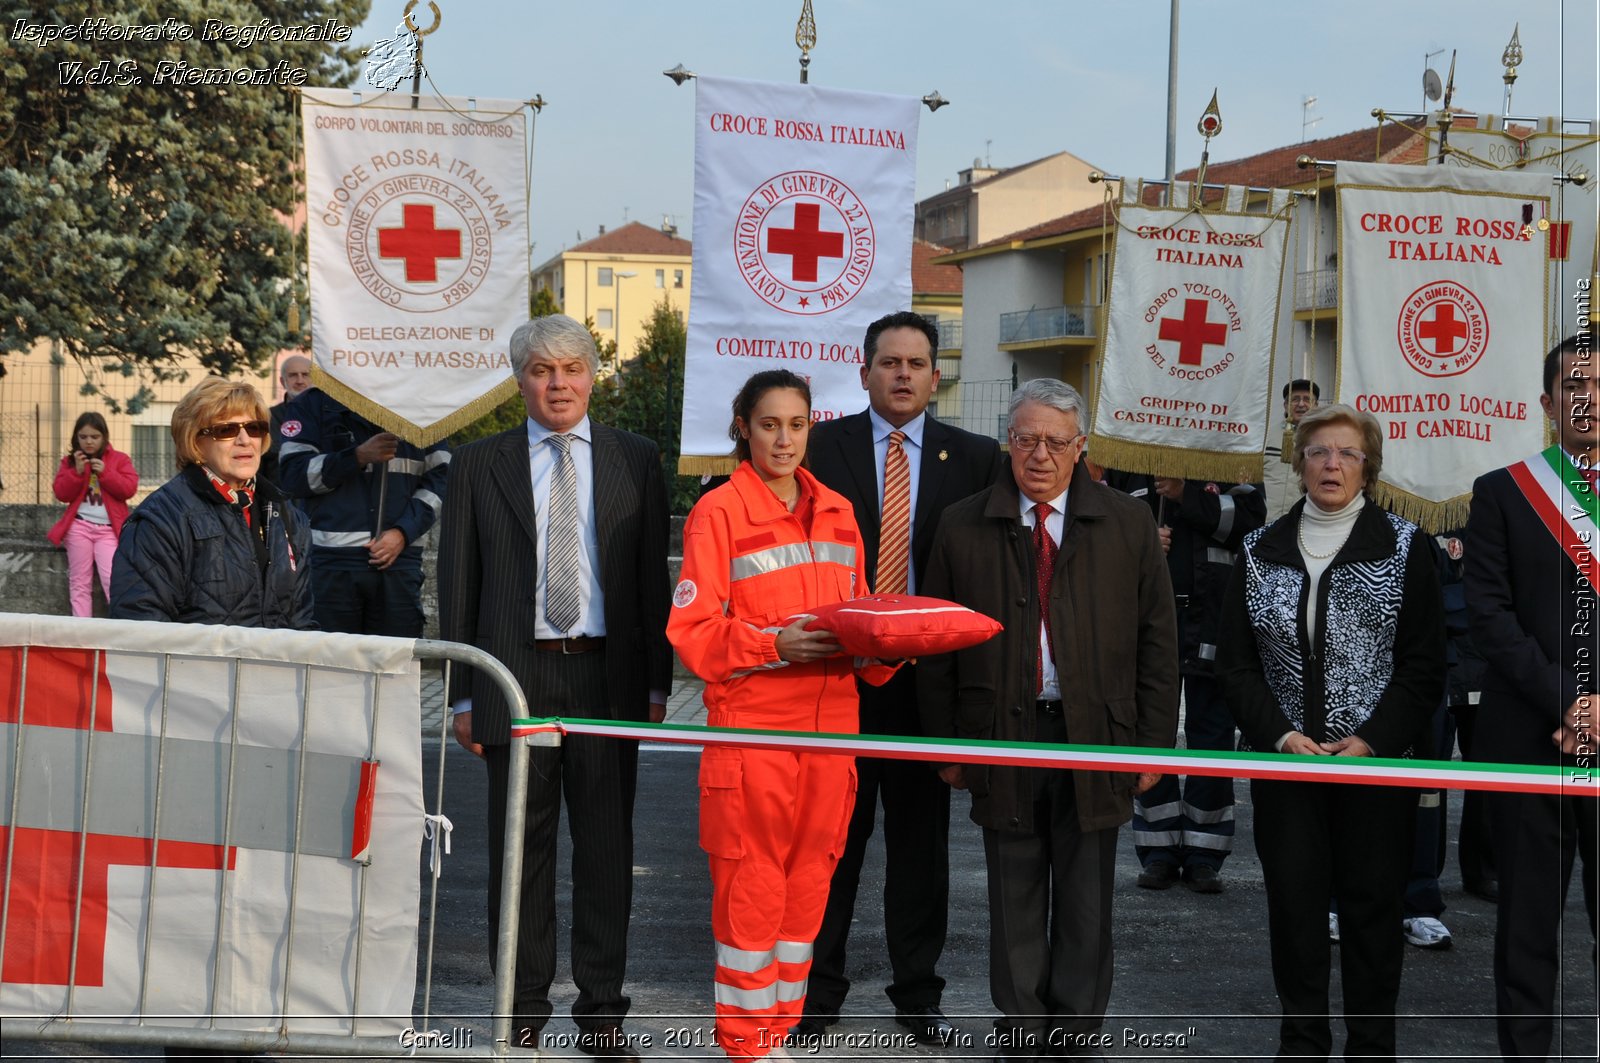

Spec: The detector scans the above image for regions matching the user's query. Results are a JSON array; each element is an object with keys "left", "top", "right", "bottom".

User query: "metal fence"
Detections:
[
  {"left": 0, "top": 622, "right": 531, "bottom": 1058},
  {"left": 954, "top": 378, "right": 1015, "bottom": 443}
]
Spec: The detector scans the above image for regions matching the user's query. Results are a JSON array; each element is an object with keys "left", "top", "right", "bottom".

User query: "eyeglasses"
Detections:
[
  {"left": 198, "top": 420, "right": 269, "bottom": 440},
  {"left": 1008, "top": 431, "right": 1082, "bottom": 456},
  {"left": 1302, "top": 445, "right": 1366, "bottom": 466}
]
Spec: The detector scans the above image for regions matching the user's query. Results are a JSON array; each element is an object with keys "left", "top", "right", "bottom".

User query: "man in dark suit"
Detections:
[
  {"left": 798, "top": 311, "right": 1002, "bottom": 1045},
  {"left": 1465, "top": 331, "right": 1598, "bottom": 1062},
  {"left": 438, "top": 314, "right": 671, "bottom": 1061},
  {"left": 918, "top": 378, "right": 1179, "bottom": 1057}
]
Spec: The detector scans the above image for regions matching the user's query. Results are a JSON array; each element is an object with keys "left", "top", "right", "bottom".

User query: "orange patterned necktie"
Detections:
[{"left": 876, "top": 430, "right": 911, "bottom": 595}]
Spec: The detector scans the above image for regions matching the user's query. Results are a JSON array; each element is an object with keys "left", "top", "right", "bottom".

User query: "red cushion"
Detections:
[{"left": 790, "top": 595, "right": 1003, "bottom": 658}]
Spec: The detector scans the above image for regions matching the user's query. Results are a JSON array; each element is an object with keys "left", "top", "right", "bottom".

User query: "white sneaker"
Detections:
[
  {"left": 1403, "top": 915, "right": 1453, "bottom": 949},
  {"left": 1328, "top": 911, "right": 1340, "bottom": 943}
]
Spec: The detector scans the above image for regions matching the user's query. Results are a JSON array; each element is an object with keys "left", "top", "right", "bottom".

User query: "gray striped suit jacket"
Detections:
[{"left": 437, "top": 421, "right": 673, "bottom": 743}]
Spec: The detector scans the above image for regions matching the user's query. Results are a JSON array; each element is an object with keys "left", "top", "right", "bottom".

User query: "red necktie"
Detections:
[
  {"left": 1034, "top": 502, "right": 1057, "bottom": 694},
  {"left": 876, "top": 430, "right": 911, "bottom": 595}
]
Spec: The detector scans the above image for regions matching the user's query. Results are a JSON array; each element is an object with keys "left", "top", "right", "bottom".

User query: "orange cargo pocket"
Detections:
[
  {"left": 827, "top": 763, "right": 859, "bottom": 859},
  {"left": 698, "top": 748, "right": 747, "bottom": 858}
]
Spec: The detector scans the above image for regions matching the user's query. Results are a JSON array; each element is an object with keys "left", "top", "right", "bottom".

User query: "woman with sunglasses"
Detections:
[{"left": 111, "top": 377, "right": 313, "bottom": 629}]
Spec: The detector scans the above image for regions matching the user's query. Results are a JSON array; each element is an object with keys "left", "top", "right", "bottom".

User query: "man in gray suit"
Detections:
[{"left": 439, "top": 314, "right": 671, "bottom": 1061}]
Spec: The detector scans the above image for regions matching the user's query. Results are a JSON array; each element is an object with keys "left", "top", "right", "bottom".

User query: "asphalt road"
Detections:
[{"left": 7, "top": 737, "right": 1598, "bottom": 1060}]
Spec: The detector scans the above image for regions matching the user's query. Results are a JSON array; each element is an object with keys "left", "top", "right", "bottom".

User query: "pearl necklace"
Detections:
[{"left": 1297, "top": 520, "right": 1348, "bottom": 561}]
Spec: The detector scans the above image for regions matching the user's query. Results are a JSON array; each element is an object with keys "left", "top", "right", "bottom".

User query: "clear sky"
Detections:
[{"left": 348, "top": 0, "right": 1598, "bottom": 263}]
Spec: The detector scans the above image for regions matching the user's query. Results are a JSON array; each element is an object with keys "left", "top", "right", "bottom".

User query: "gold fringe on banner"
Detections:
[
  {"left": 678, "top": 454, "right": 739, "bottom": 477},
  {"left": 309, "top": 366, "right": 520, "bottom": 447},
  {"left": 1367, "top": 480, "right": 1473, "bottom": 535},
  {"left": 1084, "top": 435, "right": 1265, "bottom": 487}
]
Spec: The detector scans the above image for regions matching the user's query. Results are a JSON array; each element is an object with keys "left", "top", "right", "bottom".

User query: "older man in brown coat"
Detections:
[{"left": 919, "top": 378, "right": 1180, "bottom": 1059}]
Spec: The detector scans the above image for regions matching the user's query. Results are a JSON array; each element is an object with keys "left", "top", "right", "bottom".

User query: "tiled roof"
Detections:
[
  {"left": 962, "top": 120, "right": 1428, "bottom": 254},
  {"left": 566, "top": 221, "right": 692, "bottom": 256},
  {"left": 912, "top": 239, "right": 962, "bottom": 294}
]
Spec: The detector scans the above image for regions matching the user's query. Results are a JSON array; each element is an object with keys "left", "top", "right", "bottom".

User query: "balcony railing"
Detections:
[
  {"left": 1294, "top": 269, "right": 1337, "bottom": 311},
  {"left": 936, "top": 354, "right": 962, "bottom": 381},
  {"left": 999, "top": 304, "right": 1096, "bottom": 345},
  {"left": 936, "top": 319, "right": 962, "bottom": 351}
]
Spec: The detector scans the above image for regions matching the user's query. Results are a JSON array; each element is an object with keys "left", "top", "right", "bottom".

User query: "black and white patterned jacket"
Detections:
[{"left": 1217, "top": 498, "right": 1445, "bottom": 758}]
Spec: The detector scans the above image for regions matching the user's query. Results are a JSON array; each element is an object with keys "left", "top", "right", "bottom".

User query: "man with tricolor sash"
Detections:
[{"left": 1464, "top": 330, "right": 1599, "bottom": 1062}]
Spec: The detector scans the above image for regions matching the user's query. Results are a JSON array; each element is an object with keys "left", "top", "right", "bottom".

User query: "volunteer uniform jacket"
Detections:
[{"left": 668, "top": 462, "right": 895, "bottom": 1059}]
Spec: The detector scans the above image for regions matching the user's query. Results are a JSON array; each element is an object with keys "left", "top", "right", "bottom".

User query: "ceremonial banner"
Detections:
[
  {"left": 302, "top": 90, "right": 528, "bottom": 444},
  {"left": 0, "top": 616, "right": 423, "bottom": 1036},
  {"left": 1087, "top": 185, "right": 1293, "bottom": 482},
  {"left": 681, "top": 76, "right": 919, "bottom": 470},
  {"left": 1336, "top": 161, "right": 1550, "bottom": 528},
  {"left": 1435, "top": 115, "right": 1599, "bottom": 338}
]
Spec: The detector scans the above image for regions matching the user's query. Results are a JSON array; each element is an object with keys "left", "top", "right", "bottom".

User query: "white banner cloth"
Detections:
[
  {"left": 1336, "top": 161, "right": 1551, "bottom": 526},
  {"left": 681, "top": 75, "right": 919, "bottom": 464},
  {"left": 0, "top": 615, "right": 422, "bottom": 1035},
  {"left": 1435, "top": 118, "right": 1599, "bottom": 339},
  {"left": 302, "top": 90, "right": 528, "bottom": 444},
  {"left": 1088, "top": 188, "right": 1292, "bottom": 482}
]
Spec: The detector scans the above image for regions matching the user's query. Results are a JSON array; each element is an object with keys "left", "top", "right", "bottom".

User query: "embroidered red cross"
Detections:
[
  {"left": 377, "top": 203, "right": 462, "bottom": 283},
  {"left": 1158, "top": 298, "right": 1228, "bottom": 366},
  {"left": 766, "top": 203, "right": 845, "bottom": 283},
  {"left": 1418, "top": 302, "right": 1469, "bottom": 356},
  {"left": 0, "top": 648, "right": 233, "bottom": 987}
]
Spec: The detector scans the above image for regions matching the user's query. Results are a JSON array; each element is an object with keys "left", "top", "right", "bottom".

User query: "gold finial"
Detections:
[
  {"left": 1502, "top": 23, "right": 1522, "bottom": 71},
  {"left": 796, "top": 0, "right": 816, "bottom": 83},
  {"left": 1197, "top": 89, "right": 1222, "bottom": 139}
]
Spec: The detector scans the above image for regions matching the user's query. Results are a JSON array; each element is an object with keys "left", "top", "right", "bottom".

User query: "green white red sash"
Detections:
[
  {"left": 1507, "top": 445, "right": 1600, "bottom": 577},
  {"left": 509, "top": 716, "right": 1598, "bottom": 796}
]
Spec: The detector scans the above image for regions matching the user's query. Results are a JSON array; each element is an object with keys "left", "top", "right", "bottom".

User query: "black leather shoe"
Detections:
[
  {"left": 1183, "top": 864, "right": 1225, "bottom": 894},
  {"left": 1464, "top": 875, "right": 1499, "bottom": 903},
  {"left": 1136, "top": 860, "right": 1180, "bottom": 890},
  {"left": 577, "top": 1024, "right": 641, "bottom": 1063},
  {"left": 788, "top": 1016, "right": 829, "bottom": 1049},
  {"left": 896, "top": 1005, "right": 960, "bottom": 1046}
]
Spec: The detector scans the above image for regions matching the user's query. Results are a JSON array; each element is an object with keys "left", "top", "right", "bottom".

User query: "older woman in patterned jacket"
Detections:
[{"left": 1217, "top": 403, "right": 1444, "bottom": 1063}]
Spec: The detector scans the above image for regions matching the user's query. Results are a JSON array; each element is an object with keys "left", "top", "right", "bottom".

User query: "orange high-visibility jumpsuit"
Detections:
[{"left": 668, "top": 462, "right": 896, "bottom": 1060}]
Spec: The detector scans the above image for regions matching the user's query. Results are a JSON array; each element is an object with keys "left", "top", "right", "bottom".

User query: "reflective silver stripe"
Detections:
[
  {"left": 1418, "top": 792, "right": 1441, "bottom": 808},
  {"left": 776, "top": 978, "right": 808, "bottom": 1003},
  {"left": 714, "top": 981, "right": 777, "bottom": 1011},
  {"left": 730, "top": 540, "right": 857, "bottom": 582},
  {"left": 1214, "top": 494, "right": 1236, "bottom": 540},
  {"left": 415, "top": 487, "right": 443, "bottom": 513},
  {"left": 425, "top": 450, "right": 452, "bottom": 469},
  {"left": 307, "top": 453, "right": 331, "bottom": 493},
  {"left": 774, "top": 939, "right": 812, "bottom": 964},
  {"left": 1181, "top": 801, "right": 1235, "bottom": 824},
  {"left": 313, "top": 530, "right": 371, "bottom": 548},
  {"left": 731, "top": 543, "right": 815, "bottom": 582},
  {"left": 1135, "top": 799, "right": 1182, "bottom": 822},
  {"left": 715, "top": 942, "right": 774, "bottom": 974},
  {"left": 276, "top": 441, "right": 317, "bottom": 458},
  {"left": 731, "top": 660, "right": 790, "bottom": 678},
  {"left": 1197, "top": 642, "right": 1218, "bottom": 661},
  {"left": 1206, "top": 546, "right": 1235, "bottom": 566},
  {"left": 1181, "top": 832, "right": 1235, "bottom": 851},
  {"left": 809, "top": 541, "right": 856, "bottom": 570},
  {"left": 1132, "top": 829, "right": 1182, "bottom": 847},
  {"left": 1226, "top": 483, "right": 1257, "bottom": 496},
  {"left": 387, "top": 457, "right": 425, "bottom": 476}
]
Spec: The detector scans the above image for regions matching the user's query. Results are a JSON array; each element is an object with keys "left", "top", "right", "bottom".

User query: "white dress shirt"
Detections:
[
  {"left": 527, "top": 415, "right": 606, "bottom": 638},
  {"left": 869, "top": 408, "right": 926, "bottom": 594},
  {"left": 1020, "top": 488, "right": 1068, "bottom": 701}
]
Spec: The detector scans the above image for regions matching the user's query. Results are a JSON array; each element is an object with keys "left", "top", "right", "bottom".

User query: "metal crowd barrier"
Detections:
[{"left": 0, "top": 622, "right": 537, "bottom": 1060}]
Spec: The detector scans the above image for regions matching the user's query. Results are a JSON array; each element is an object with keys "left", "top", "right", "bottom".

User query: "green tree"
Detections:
[
  {"left": 0, "top": 0, "right": 370, "bottom": 410},
  {"left": 591, "top": 297, "right": 696, "bottom": 513}
]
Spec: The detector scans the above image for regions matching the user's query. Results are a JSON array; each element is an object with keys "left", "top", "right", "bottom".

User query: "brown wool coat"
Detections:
[{"left": 918, "top": 461, "right": 1181, "bottom": 833}]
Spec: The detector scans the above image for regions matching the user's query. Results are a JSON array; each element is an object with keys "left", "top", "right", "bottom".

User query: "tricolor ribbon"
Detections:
[{"left": 509, "top": 717, "right": 1598, "bottom": 796}]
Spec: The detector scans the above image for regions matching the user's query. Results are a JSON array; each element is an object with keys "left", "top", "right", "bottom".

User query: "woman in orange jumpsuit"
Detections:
[{"left": 668, "top": 369, "right": 898, "bottom": 1060}]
